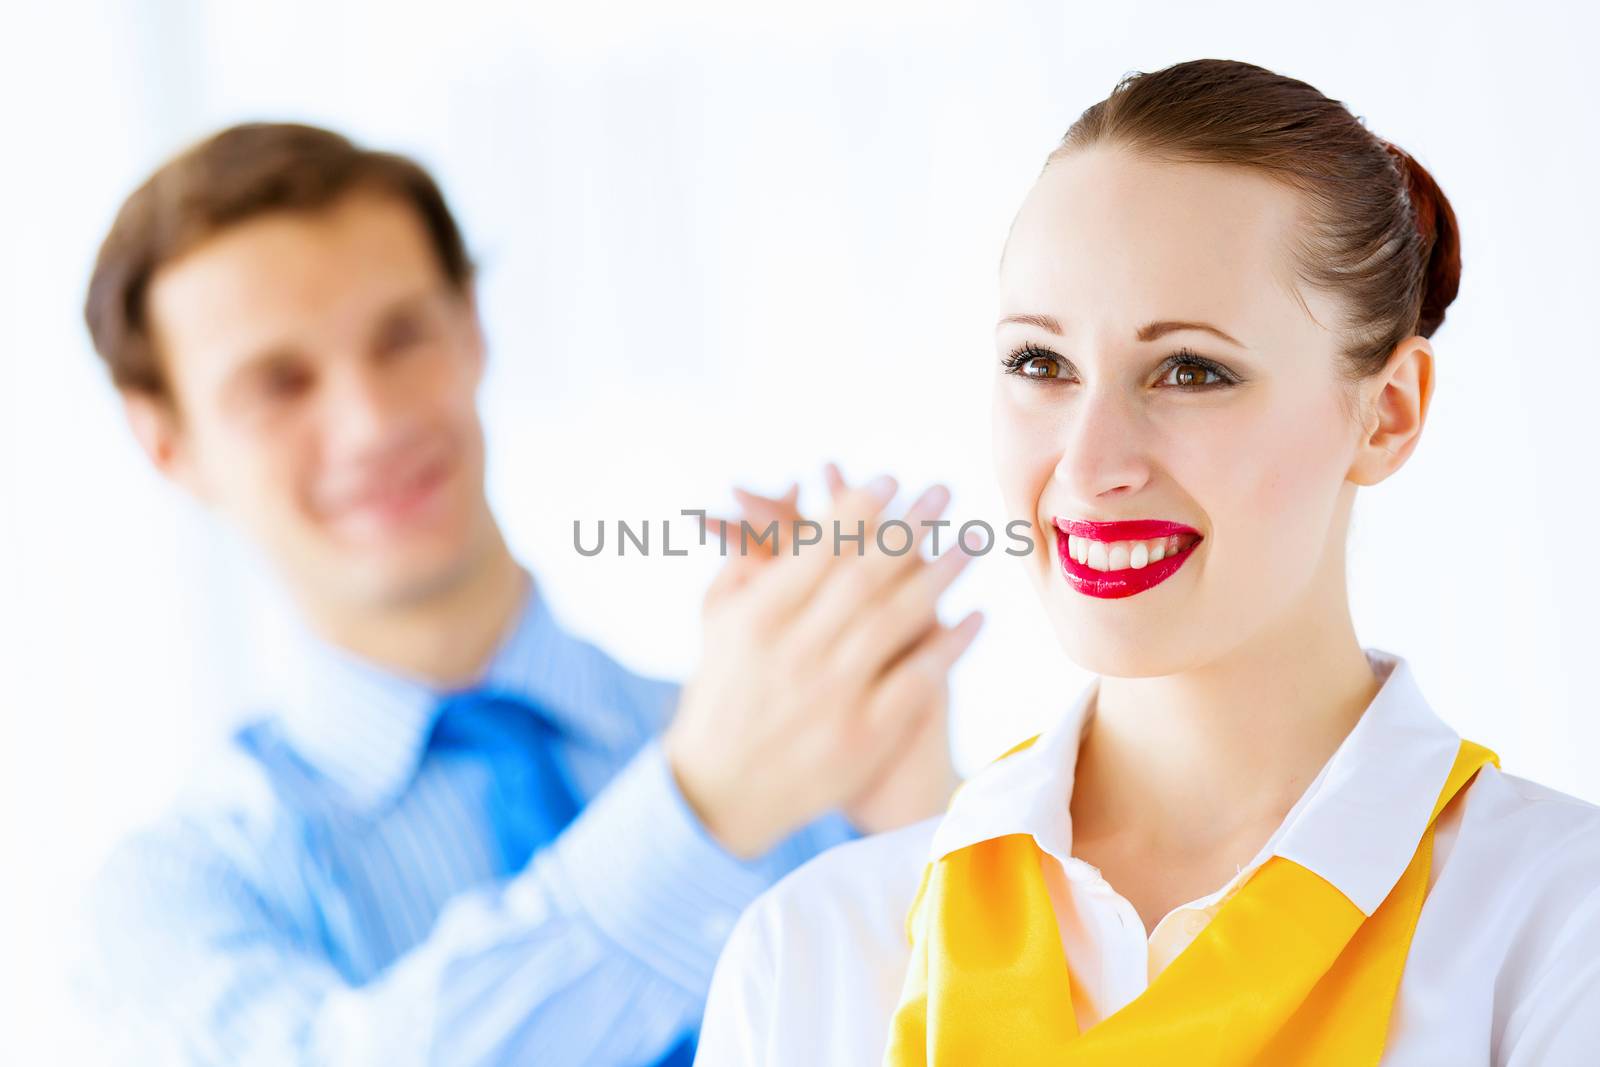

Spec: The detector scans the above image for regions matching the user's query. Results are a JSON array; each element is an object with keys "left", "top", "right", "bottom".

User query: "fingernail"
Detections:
[{"left": 865, "top": 474, "right": 897, "bottom": 504}]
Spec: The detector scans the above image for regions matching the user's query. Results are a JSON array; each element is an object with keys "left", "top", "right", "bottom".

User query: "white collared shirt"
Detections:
[{"left": 694, "top": 647, "right": 1600, "bottom": 1066}]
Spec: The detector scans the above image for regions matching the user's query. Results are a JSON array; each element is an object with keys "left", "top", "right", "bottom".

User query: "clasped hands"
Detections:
[{"left": 664, "top": 463, "right": 982, "bottom": 859}]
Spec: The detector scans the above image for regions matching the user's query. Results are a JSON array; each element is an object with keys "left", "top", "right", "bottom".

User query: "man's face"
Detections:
[{"left": 136, "top": 190, "right": 493, "bottom": 611}]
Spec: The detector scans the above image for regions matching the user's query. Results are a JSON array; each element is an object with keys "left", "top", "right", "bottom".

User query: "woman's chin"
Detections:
[{"left": 1044, "top": 606, "right": 1207, "bottom": 679}]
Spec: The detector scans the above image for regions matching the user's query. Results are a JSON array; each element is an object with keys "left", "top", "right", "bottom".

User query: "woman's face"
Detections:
[{"left": 992, "top": 144, "right": 1367, "bottom": 677}]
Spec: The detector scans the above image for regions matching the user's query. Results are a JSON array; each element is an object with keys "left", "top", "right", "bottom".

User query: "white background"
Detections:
[{"left": 2, "top": 1, "right": 1597, "bottom": 1061}]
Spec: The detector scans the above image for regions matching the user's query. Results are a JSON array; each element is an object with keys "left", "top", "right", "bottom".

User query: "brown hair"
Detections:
[
  {"left": 84, "top": 122, "right": 475, "bottom": 398},
  {"left": 1048, "top": 58, "right": 1461, "bottom": 385}
]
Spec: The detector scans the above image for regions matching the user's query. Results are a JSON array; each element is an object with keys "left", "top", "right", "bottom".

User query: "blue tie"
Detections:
[
  {"left": 427, "top": 689, "right": 580, "bottom": 875},
  {"left": 425, "top": 689, "right": 700, "bottom": 1065}
]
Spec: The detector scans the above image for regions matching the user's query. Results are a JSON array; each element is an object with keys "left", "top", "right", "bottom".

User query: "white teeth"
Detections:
[
  {"left": 1087, "top": 540, "right": 1109, "bottom": 570},
  {"left": 1068, "top": 533, "right": 1192, "bottom": 572}
]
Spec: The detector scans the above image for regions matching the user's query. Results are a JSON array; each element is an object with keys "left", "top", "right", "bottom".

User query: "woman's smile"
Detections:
[{"left": 1052, "top": 516, "right": 1203, "bottom": 599}]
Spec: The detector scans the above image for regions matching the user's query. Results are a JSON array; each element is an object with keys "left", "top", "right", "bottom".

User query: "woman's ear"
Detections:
[{"left": 1348, "top": 335, "right": 1434, "bottom": 487}]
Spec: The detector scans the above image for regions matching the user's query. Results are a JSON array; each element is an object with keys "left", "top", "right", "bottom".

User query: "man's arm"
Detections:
[
  {"left": 87, "top": 737, "right": 854, "bottom": 1067},
  {"left": 88, "top": 472, "right": 968, "bottom": 1064}
]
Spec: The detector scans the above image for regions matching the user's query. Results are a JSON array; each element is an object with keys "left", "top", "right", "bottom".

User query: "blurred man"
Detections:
[{"left": 81, "top": 122, "right": 978, "bottom": 1065}]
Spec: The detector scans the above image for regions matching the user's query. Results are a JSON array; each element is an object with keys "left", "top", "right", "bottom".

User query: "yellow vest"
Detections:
[{"left": 883, "top": 735, "right": 1498, "bottom": 1065}]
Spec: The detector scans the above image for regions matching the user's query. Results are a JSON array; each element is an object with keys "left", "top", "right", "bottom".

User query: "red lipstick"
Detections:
[{"left": 1052, "top": 517, "right": 1203, "bottom": 600}]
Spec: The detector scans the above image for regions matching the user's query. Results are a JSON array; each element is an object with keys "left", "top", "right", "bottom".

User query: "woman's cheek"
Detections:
[
  {"left": 991, "top": 398, "right": 1061, "bottom": 522},
  {"left": 1208, "top": 412, "right": 1344, "bottom": 602}
]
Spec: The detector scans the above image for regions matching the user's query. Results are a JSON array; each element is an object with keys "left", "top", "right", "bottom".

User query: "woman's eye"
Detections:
[
  {"left": 1002, "top": 345, "right": 1237, "bottom": 391},
  {"left": 1001, "top": 344, "right": 1064, "bottom": 380},
  {"left": 1017, "top": 355, "right": 1060, "bottom": 379},
  {"left": 1164, "top": 360, "right": 1221, "bottom": 389},
  {"left": 1158, "top": 358, "right": 1228, "bottom": 391}
]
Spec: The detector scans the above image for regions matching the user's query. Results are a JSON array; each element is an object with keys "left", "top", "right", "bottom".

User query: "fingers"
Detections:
[
  {"left": 745, "top": 474, "right": 900, "bottom": 629},
  {"left": 701, "top": 481, "right": 804, "bottom": 602},
  {"left": 704, "top": 478, "right": 802, "bottom": 547},
  {"left": 857, "top": 657, "right": 961, "bottom": 822},
  {"left": 725, "top": 486, "right": 799, "bottom": 556},
  {"left": 864, "top": 610, "right": 984, "bottom": 737},
  {"left": 823, "top": 461, "right": 847, "bottom": 501},
  {"left": 699, "top": 512, "right": 759, "bottom": 570},
  {"left": 702, "top": 471, "right": 869, "bottom": 612},
  {"left": 790, "top": 496, "right": 968, "bottom": 668},
  {"left": 796, "top": 479, "right": 951, "bottom": 625},
  {"left": 700, "top": 505, "right": 780, "bottom": 609},
  {"left": 824, "top": 534, "right": 979, "bottom": 683},
  {"left": 732, "top": 483, "right": 802, "bottom": 526}
]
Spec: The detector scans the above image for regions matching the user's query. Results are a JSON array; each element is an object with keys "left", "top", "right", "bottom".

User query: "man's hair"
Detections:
[{"left": 84, "top": 121, "right": 476, "bottom": 398}]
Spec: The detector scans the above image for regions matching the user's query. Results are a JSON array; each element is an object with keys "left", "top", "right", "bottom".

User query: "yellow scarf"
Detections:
[{"left": 884, "top": 735, "right": 1498, "bottom": 1066}]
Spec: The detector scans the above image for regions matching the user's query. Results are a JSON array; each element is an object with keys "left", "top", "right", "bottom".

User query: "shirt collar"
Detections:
[
  {"left": 928, "top": 646, "right": 1463, "bottom": 917},
  {"left": 274, "top": 570, "right": 637, "bottom": 814}
]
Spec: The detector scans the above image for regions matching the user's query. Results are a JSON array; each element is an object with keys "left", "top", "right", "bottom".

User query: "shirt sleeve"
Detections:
[
  {"left": 1499, "top": 881, "right": 1600, "bottom": 1067},
  {"left": 86, "top": 736, "right": 858, "bottom": 1067}
]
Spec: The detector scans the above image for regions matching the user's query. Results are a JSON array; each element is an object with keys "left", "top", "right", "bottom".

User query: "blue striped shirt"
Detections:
[{"left": 84, "top": 576, "right": 859, "bottom": 1065}]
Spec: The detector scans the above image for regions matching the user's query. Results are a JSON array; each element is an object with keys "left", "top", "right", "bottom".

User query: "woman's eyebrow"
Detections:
[
  {"left": 996, "top": 313, "right": 1063, "bottom": 333},
  {"left": 995, "top": 314, "right": 1244, "bottom": 349},
  {"left": 1138, "top": 319, "right": 1245, "bottom": 348}
]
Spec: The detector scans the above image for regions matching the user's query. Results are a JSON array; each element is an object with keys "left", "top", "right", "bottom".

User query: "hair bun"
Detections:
[{"left": 1379, "top": 138, "right": 1462, "bottom": 337}]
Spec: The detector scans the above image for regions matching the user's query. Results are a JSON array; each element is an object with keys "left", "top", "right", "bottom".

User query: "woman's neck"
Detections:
[{"left": 1070, "top": 611, "right": 1381, "bottom": 857}]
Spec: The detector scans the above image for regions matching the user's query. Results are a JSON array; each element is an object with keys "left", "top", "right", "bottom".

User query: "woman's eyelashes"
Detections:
[
  {"left": 998, "top": 342, "right": 1242, "bottom": 391},
  {"left": 998, "top": 342, "right": 1066, "bottom": 381}
]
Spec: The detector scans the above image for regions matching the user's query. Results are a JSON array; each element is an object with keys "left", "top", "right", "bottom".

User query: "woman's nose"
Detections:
[{"left": 1050, "top": 388, "right": 1153, "bottom": 504}]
